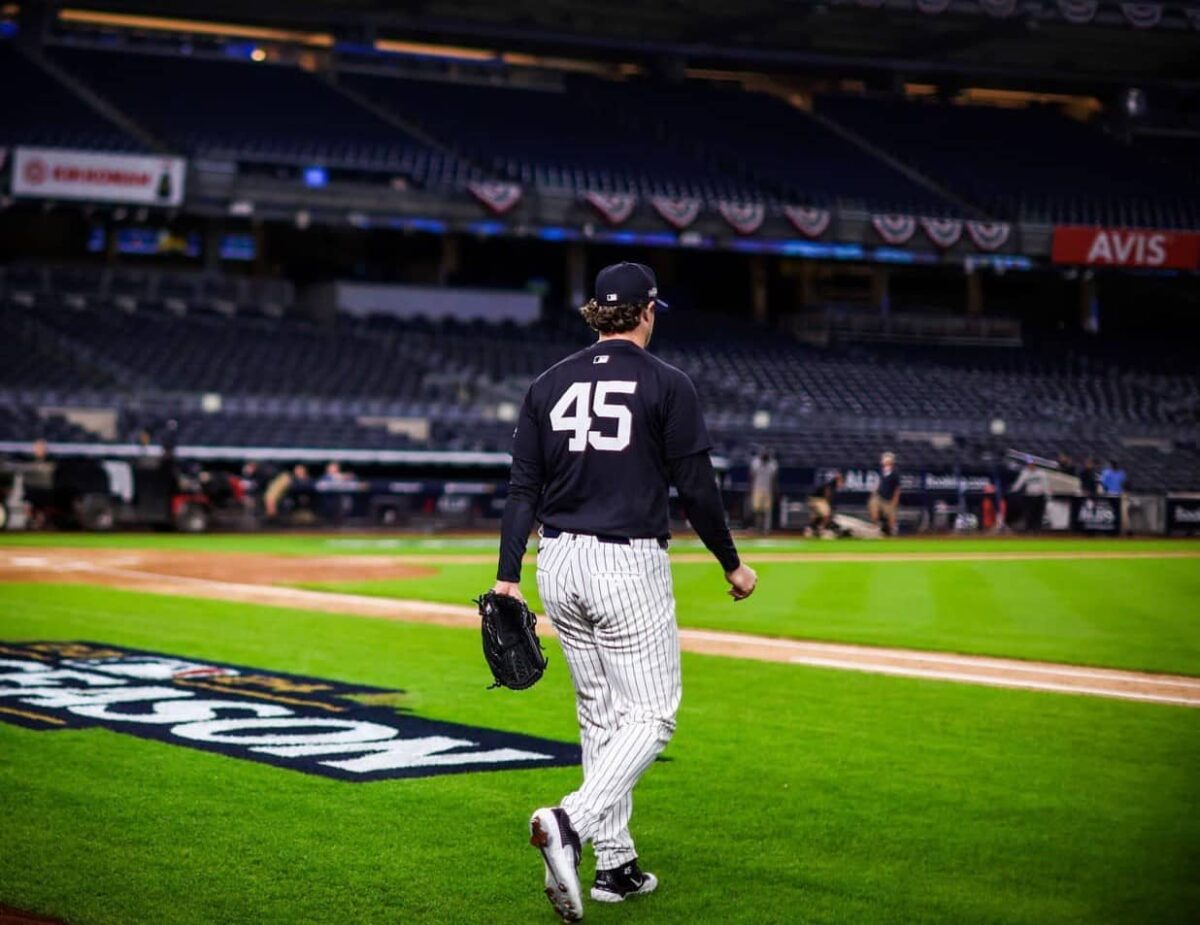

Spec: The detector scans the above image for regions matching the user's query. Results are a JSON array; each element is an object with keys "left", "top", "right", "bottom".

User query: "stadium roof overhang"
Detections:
[{"left": 42, "top": 0, "right": 1200, "bottom": 92}]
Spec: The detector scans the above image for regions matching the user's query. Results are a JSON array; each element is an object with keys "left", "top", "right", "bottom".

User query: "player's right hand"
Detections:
[{"left": 725, "top": 564, "right": 757, "bottom": 601}]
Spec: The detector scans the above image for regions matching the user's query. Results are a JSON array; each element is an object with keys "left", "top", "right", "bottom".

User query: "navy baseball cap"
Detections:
[{"left": 594, "top": 262, "right": 669, "bottom": 310}]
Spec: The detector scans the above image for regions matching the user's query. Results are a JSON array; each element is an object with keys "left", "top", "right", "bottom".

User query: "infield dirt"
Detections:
[{"left": 3, "top": 546, "right": 1198, "bottom": 707}]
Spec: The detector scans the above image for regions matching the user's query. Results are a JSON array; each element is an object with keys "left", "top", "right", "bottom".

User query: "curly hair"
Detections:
[{"left": 578, "top": 298, "right": 648, "bottom": 334}]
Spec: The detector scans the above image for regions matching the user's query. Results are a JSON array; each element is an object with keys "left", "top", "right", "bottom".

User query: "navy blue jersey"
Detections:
[{"left": 510, "top": 338, "right": 710, "bottom": 538}]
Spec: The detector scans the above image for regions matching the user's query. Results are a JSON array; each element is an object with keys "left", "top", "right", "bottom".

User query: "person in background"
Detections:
[
  {"left": 806, "top": 470, "right": 842, "bottom": 537},
  {"left": 980, "top": 481, "right": 1007, "bottom": 533},
  {"left": 264, "top": 463, "right": 309, "bottom": 520},
  {"left": 1099, "top": 460, "right": 1130, "bottom": 534},
  {"left": 1099, "top": 460, "right": 1127, "bottom": 496},
  {"left": 868, "top": 451, "right": 902, "bottom": 536},
  {"left": 319, "top": 461, "right": 352, "bottom": 486},
  {"left": 1056, "top": 452, "right": 1076, "bottom": 476},
  {"left": 22, "top": 438, "right": 56, "bottom": 518},
  {"left": 1079, "top": 457, "right": 1098, "bottom": 497},
  {"left": 748, "top": 450, "right": 779, "bottom": 534},
  {"left": 1010, "top": 460, "right": 1050, "bottom": 532}
]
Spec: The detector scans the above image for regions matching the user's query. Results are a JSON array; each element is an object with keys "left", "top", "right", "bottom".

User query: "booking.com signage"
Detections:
[{"left": 12, "top": 147, "right": 187, "bottom": 207}]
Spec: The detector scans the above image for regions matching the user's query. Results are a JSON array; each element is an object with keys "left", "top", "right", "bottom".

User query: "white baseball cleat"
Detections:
[{"left": 530, "top": 807, "right": 584, "bottom": 922}]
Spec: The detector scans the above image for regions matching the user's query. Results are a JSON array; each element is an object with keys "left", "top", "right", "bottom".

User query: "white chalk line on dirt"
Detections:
[
  {"left": 32, "top": 562, "right": 1198, "bottom": 710},
  {"left": 785, "top": 657, "right": 1200, "bottom": 707},
  {"left": 679, "top": 628, "right": 1200, "bottom": 689},
  {"left": 295, "top": 549, "right": 1200, "bottom": 566}
]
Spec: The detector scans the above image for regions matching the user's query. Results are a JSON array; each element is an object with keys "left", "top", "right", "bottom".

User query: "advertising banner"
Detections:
[
  {"left": 1165, "top": 496, "right": 1200, "bottom": 534},
  {"left": 13, "top": 147, "right": 186, "bottom": 206},
  {"left": 1071, "top": 496, "right": 1122, "bottom": 533},
  {"left": 1051, "top": 225, "right": 1200, "bottom": 270}
]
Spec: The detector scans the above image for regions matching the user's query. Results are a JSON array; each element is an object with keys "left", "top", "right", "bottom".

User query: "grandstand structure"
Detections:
[{"left": 0, "top": 0, "right": 1198, "bottom": 509}]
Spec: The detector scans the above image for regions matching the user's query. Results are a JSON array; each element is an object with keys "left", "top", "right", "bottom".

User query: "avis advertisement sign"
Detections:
[
  {"left": 12, "top": 147, "right": 186, "bottom": 206},
  {"left": 1051, "top": 226, "right": 1200, "bottom": 270},
  {"left": 0, "top": 642, "right": 579, "bottom": 781}
]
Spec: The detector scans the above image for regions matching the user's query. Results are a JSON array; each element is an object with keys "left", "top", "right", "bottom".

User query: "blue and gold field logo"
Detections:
[{"left": 0, "top": 642, "right": 579, "bottom": 781}]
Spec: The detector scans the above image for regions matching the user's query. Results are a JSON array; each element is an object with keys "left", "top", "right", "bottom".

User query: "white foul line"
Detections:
[
  {"left": 786, "top": 656, "right": 1200, "bottom": 707},
  {"left": 16, "top": 561, "right": 1200, "bottom": 709}
]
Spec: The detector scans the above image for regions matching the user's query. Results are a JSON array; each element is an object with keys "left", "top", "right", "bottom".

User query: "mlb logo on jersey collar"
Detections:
[{"left": 593, "top": 355, "right": 610, "bottom": 365}]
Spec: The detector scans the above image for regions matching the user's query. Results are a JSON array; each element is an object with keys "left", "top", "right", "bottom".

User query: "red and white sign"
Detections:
[
  {"left": 13, "top": 147, "right": 186, "bottom": 206},
  {"left": 1051, "top": 226, "right": 1200, "bottom": 269}
]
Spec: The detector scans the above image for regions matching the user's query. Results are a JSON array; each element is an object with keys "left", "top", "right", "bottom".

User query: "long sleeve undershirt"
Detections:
[
  {"left": 668, "top": 451, "right": 741, "bottom": 574},
  {"left": 496, "top": 450, "right": 739, "bottom": 582}
]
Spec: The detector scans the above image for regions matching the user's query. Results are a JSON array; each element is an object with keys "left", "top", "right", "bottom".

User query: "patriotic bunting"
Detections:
[
  {"left": 582, "top": 191, "right": 638, "bottom": 225},
  {"left": 468, "top": 180, "right": 522, "bottom": 215},
  {"left": 717, "top": 201, "right": 766, "bottom": 235},
  {"left": 1057, "top": 0, "right": 1098, "bottom": 22},
  {"left": 965, "top": 220, "right": 1012, "bottom": 252},
  {"left": 920, "top": 217, "right": 964, "bottom": 248},
  {"left": 650, "top": 196, "right": 702, "bottom": 230},
  {"left": 871, "top": 213, "right": 918, "bottom": 245},
  {"left": 916, "top": 0, "right": 953, "bottom": 13},
  {"left": 783, "top": 205, "right": 833, "bottom": 238},
  {"left": 979, "top": 0, "right": 1017, "bottom": 15},
  {"left": 1121, "top": 1, "right": 1162, "bottom": 27}
]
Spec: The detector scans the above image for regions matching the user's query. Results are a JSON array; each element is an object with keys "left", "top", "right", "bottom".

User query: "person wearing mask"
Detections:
[{"left": 868, "top": 452, "right": 902, "bottom": 536}]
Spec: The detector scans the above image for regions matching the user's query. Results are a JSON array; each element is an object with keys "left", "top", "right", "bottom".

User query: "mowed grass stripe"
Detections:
[
  {"left": 300, "top": 556, "right": 1200, "bottom": 677},
  {"left": 1, "top": 584, "right": 1198, "bottom": 925}
]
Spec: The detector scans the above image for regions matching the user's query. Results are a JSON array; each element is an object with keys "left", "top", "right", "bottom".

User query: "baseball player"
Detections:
[{"left": 492, "top": 261, "right": 757, "bottom": 921}]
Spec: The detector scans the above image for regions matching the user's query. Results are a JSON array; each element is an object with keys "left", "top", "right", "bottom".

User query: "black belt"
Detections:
[{"left": 541, "top": 527, "right": 668, "bottom": 550}]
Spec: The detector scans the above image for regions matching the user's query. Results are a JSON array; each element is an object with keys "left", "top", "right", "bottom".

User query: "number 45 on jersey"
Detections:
[{"left": 550, "top": 381, "right": 638, "bottom": 453}]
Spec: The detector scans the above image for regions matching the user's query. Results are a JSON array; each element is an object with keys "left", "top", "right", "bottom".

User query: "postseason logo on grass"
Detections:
[{"left": 0, "top": 642, "right": 580, "bottom": 781}]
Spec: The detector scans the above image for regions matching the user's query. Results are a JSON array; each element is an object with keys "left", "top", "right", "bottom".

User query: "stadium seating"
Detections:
[
  {"left": 817, "top": 95, "right": 1200, "bottom": 228},
  {"left": 10, "top": 43, "right": 1193, "bottom": 227},
  {"left": 45, "top": 47, "right": 476, "bottom": 187},
  {"left": 587, "top": 80, "right": 957, "bottom": 213},
  {"left": 2, "top": 272, "right": 1197, "bottom": 489},
  {"left": 339, "top": 72, "right": 760, "bottom": 201},
  {"left": 0, "top": 44, "right": 138, "bottom": 151}
]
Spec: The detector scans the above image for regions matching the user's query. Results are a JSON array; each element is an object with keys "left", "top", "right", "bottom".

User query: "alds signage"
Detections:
[
  {"left": 1051, "top": 226, "right": 1200, "bottom": 270},
  {"left": 0, "top": 642, "right": 579, "bottom": 781}
]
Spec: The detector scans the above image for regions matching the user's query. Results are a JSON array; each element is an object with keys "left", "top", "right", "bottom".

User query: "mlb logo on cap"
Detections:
[{"left": 595, "top": 262, "right": 670, "bottom": 310}]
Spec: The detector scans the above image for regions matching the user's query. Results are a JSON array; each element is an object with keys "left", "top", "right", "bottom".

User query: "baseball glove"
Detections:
[{"left": 476, "top": 590, "right": 547, "bottom": 690}]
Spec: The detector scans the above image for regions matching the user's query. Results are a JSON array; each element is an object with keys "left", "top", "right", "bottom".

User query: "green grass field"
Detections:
[{"left": 1, "top": 534, "right": 1199, "bottom": 924}]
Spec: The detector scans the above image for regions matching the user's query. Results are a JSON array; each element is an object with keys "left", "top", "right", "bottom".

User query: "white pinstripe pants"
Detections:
[{"left": 536, "top": 531, "right": 681, "bottom": 870}]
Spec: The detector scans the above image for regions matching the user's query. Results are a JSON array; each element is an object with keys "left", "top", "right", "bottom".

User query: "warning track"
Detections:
[{"left": 2, "top": 547, "right": 1198, "bottom": 708}]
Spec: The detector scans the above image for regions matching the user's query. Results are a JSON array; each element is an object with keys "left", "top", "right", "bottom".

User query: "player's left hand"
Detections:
[
  {"left": 492, "top": 580, "right": 524, "bottom": 601},
  {"left": 725, "top": 563, "right": 757, "bottom": 601}
]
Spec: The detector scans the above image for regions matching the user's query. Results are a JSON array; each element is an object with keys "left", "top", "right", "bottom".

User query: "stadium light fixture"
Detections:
[
  {"left": 374, "top": 38, "right": 497, "bottom": 62},
  {"left": 57, "top": 9, "right": 335, "bottom": 47}
]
